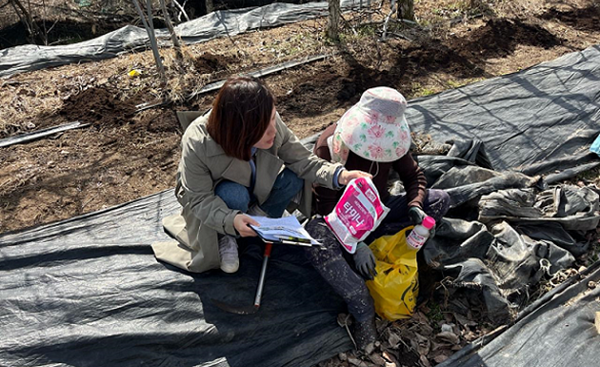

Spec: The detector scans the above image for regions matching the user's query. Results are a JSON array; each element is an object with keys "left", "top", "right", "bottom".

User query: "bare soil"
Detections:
[
  {"left": 3, "top": 0, "right": 599, "bottom": 235},
  {"left": 1, "top": 0, "right": 600, "bottom": 364}
]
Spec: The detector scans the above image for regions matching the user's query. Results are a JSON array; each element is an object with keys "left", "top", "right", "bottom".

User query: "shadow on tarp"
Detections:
[{"left": 0, "top": 191, "right": 351, "bottom": 367}]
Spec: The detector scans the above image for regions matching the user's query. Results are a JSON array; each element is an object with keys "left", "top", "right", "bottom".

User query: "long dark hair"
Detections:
[{"left": 206, "top": 76, "right": 275, "bottom": 161}]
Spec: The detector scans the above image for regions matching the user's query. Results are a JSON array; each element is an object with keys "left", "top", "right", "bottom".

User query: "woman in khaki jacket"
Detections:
[{"left": 152, "top": 76, "right": 369, "bottom": 274}]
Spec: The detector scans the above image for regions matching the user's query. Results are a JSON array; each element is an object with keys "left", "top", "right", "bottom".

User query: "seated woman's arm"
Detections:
[
  {"left": 274, "top": 114, "right": 342, "bottom": 189},
  {"left": 179, "top": 137, "right": 240, "bottom": 236}
]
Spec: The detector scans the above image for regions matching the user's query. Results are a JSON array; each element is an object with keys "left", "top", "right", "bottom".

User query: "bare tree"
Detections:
[
  {"left": 397, "top": 0, "right": 414, "bottom": 21},
  {"left": 171, "top": 0, "right": 190, "bottom": 22},
  {"left": 132, "top": 0, "right": 167, "bottom": 85},
  {"left": 159, "top": 0, "right": 184, "bottom": 63},
  {"left": 9, "top": 0, "right": 43, "bottom": 43},
  {"left": 327, "top": 0, "right": 341, "bottom": 41}
]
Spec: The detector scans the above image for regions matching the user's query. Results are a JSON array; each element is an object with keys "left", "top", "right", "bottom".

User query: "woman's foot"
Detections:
[{"left": 218, "top": 235, "right": 239, "bottom": 273}]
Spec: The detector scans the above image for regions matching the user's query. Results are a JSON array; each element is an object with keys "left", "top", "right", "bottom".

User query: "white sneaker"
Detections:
[{"left": 218, "top": 235, "right": 239, "bottom": 273}]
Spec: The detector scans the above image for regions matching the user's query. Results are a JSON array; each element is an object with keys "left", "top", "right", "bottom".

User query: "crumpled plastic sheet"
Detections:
[
  {"left": 478, "top": 185, "right": 600, "bottom": 232},
  {"left": 407, "top": 131, "right": 597, "bottom": 324},
  {"left": 437, "top": 261, "right": 600, "bottom": 367}
]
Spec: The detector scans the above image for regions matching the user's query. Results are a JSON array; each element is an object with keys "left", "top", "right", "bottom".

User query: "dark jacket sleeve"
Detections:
[
  {"left": 313, "top": 146, "right": 341, "bottom": 215},
  {"left": 312, "top": 124, "right": 341, "bottom": 216},
  {"left": 393, "top": 153, "right": 427, "bottom": 209}
]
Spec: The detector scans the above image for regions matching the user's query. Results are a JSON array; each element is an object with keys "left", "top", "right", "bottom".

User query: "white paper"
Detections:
[{"left": 249, "top": 216, "right": 321, "bottom": 245}]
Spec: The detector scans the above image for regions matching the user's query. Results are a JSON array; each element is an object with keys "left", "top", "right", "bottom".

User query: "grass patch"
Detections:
[
  {"left": 410, "top": 82, "right": 438, "bottom": 97},
  {"left": 426, "top": 301, "right": 444, "bottom": 322},
  {"left": 576, "top": 166, "right": 600, "bottom": 184}
]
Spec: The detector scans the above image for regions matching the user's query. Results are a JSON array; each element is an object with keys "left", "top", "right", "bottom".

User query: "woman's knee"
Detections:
[
  {"left": 304, "top": 218, "right": 343, "bottom": 264},
  {"left": 425, "top": 189, "right": 451, "bottom": 219},
  {"left": 214, "top": 180, "right": 251, "bottom": 211}
]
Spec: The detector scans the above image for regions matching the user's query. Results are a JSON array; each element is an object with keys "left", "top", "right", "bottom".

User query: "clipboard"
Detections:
[
  {"left": 247, "top": 216, "right": 323, "bottom": 247},
  {"left": 250, "top": 225, "right": 315, "bottom": 247}
]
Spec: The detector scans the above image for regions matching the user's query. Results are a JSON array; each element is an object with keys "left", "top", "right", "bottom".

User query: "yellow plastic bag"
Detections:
[{"left": 366, "top": 226, "right": 419, "bottom": 321}]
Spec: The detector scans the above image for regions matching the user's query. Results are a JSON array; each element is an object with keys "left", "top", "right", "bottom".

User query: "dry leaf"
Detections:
[
  {"left": 436, "top": 331, "right": 460, "bottom": 345},
  {"left": 419, "top": 354, "right": 432, "bottom": 367}
]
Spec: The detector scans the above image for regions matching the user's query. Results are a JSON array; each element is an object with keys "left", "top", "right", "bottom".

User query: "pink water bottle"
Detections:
[{"left": 406, "top": 216, "right": 436, "bottom": 250}]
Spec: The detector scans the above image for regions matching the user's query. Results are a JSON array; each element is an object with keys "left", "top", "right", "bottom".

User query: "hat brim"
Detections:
[{"left": 336, "top": 105, "right": 411, "bottom": 163}]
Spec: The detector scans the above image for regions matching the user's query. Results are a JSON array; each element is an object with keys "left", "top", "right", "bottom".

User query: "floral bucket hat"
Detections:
[{"left": 330, "top": 87, "right": 411, "bottom": 163}]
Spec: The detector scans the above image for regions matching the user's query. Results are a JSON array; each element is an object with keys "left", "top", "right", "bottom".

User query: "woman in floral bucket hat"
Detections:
[{"left": 303, "top": 87, "right": 450, "bottom": 351}]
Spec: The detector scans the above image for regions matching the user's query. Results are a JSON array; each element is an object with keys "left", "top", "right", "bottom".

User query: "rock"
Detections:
[
  {"left": 387, "top": 331, "right": 402, "bottom": 348},
  {"left": 339, "top": 353, "right": 348, "bottom": 361},
  {"left": 440, "top": 323, "right": 455, "bottom": 333}
]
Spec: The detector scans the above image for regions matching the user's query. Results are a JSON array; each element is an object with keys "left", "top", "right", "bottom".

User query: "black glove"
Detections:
[
  {"left": 408, "top": 207, "right": 436, "bottom": 239},
  {"left": 408, "top": 206, "right": 426, "bottom": 225},
  {"left": 353, "top": 242, "right": 377, "bottom": 280}
]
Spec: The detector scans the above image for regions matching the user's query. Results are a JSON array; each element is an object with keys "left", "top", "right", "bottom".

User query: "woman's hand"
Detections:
[
  {"left": 338, "top": 170, "right": 372, "bottom": 186},
  {"left": 233, "top": 214, "right": 259, "bottom": 237}
]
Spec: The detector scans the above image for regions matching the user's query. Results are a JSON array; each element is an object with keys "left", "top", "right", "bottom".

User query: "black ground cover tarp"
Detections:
[
  {"left": 405, "top": 44, "right": 600, "bottom": 175},
  {"left": 0, "top": 192, "right": 351, "bottom": 367},
  {"left": 1, "top": 45, "right": 600, "bottom": 366},
  {"left": 437, "top": 261, "right": 600, "bottom": 367}
]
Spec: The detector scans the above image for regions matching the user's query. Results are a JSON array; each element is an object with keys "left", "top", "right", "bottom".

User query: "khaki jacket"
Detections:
[{"left": 152, "top": 113, "right": 342, "bottom": 273}]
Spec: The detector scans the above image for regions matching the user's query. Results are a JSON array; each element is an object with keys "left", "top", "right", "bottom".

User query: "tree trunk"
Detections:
[
  {"left": 160, "top": 0, "right": 184, "bottom": 63},
  {"left": 132, "top": 0, "right": 167, "bottom": 86},
  {"left": 9, "top": 0, "right": 43, "bottom": 43},
  {"left": 205, "top": 0, "right": 214, "bottom": 14},
  {"left": 397, "top": 0, "right": 415, "bottom": 21},
  {"left": 327, "top": 0, "right": 340, "bottom": 41}
]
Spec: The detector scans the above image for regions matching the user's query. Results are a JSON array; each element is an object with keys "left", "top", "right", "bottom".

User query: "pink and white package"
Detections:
[{"left": 325, "top": 177, "right": 390, "bottom": 254}]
